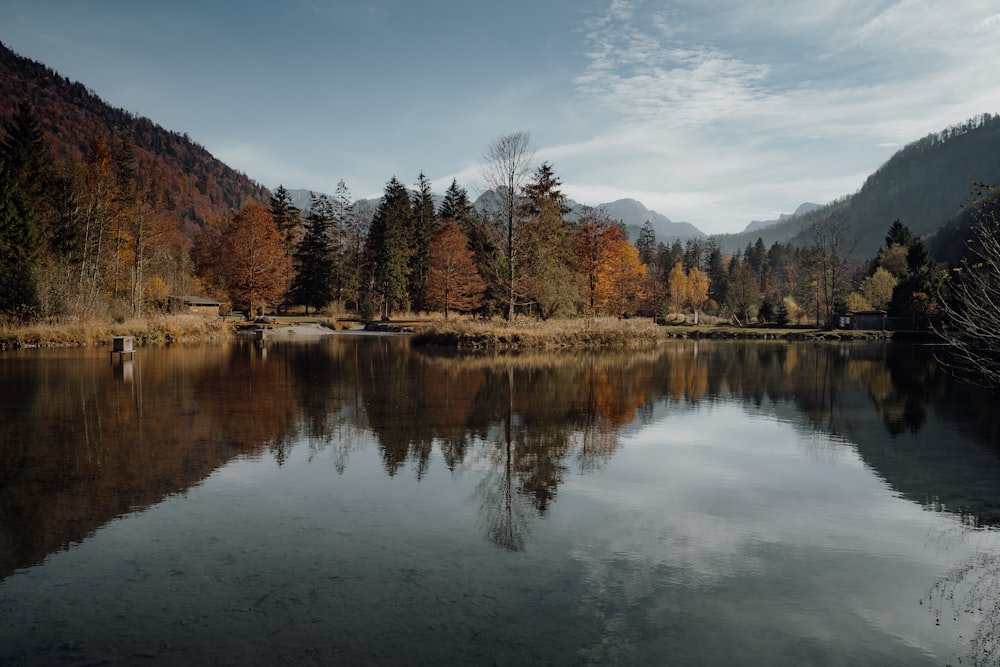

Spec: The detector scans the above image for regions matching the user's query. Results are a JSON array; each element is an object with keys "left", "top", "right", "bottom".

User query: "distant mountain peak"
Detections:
[{"left": 743, "top": 202, "right": 821, "bottom": 233}]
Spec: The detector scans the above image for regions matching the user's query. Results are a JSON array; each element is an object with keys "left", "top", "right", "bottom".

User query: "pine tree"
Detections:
[
  {"left": 409, "top": 173, "right": 438, "bottom": 312},
  {"left": 332, "top": 179, "right": 363, "bottom": 307},
  {"left": 366, "top": 177, "right": 414, "bottom": 319},
  {"left": 636, "top": 221, "right": 656, "bottom": 265},
  {"left": 269, "top": 185, "right": 303, "bottom": 255},
  {"left": 438, "top": 178, "right": 473, "bottom": 225},
  {"left": 0, "top": 101, "right": 51, "bottom": 320},
  {"left": 520, "top": 162, "right": 577, "bottom": 317},
  {"left": 291, "top": 193, "right": 336, "bottom": 313}
]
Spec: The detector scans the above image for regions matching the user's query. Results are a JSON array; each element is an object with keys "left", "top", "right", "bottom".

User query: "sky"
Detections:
[{"left": 2, "top": 0, "right": 1000, "bottom": 235}]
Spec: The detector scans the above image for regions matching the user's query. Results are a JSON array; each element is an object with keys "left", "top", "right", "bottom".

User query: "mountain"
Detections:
[
  {"left": 713, "top": 114, "right": 1000, "bottom": 257},
  {"left": 592, "top": 198, "right": 704, "bottom": 241},
  {"left": 289, "top": 185, "right": 705, "bottom": 244},
  {"left": 743, "top": 202, "right": 821, "bottom": 233},
  {"left": 0, "top": 41, "right": 269, "bottom": 235}
]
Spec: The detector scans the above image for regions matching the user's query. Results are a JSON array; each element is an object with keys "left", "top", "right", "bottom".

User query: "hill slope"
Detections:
[
  {"left": 714, "top": 114, "right": 1000, "bottom": 257},
  {"left": 0, "top": 41, "right": 269, "bottom": 235}
]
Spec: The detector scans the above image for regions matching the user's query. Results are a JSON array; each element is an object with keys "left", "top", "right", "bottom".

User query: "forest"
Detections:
[{"left": 0, "top": 93, "right": 995, "bottom": 339}]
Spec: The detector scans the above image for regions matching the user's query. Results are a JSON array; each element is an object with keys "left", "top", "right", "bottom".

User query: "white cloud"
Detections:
[{"left": 551, "top": 0, "right": 1000, "bottom": 232}]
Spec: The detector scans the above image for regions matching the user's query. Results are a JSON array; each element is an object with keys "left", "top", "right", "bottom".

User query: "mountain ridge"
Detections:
[
  {"left": 0, "top": 41, "right": 270, "bottom": 235},
  {"left": 285, "top": 188, "right": 705, "bottom": 242},
  {"left": 713, "top": 114, "right": 1000, "bottom": 258}
]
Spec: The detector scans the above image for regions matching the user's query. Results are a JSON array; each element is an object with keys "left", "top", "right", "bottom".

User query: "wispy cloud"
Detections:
[{"left": 555, "top": 0, "right": 1000, "bottom": 232}]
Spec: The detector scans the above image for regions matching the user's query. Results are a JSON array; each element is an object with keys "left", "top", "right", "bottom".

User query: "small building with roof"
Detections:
[
  {"left": 848, "top": 310, "right": 887, "bottom": 330},
  {"left": 167, "top": 295, "right": 223, "bottom": 317}
]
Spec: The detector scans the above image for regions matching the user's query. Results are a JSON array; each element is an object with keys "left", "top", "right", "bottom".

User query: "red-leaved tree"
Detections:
[{"left": 426, "top": 220, "right": 485, "bottom": 319}]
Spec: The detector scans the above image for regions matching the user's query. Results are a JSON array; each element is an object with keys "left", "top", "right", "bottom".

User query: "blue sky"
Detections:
[{"left": 2, "top": 0, "right": 999, "bottom": 234}]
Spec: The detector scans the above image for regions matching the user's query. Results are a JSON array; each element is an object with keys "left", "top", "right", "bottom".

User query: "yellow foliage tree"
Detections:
[{"left": 594, "top": 240, "right": 647, "bottom": 317}]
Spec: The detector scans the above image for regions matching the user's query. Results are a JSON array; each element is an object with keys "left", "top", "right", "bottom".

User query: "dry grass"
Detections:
[
  {"left": 412, "top": 317, "right": 666, "bottom": 349},
  {"left": 0, "top": 315, "right": 233, "bottom": 350},
  {"left": 412, "top": 317, "right": 892, "bottom": 349}
]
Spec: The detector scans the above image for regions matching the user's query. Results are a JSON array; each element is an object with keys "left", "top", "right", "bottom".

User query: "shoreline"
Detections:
[{"left": 1, "top": 315, "right": 903, "bottom": 352}]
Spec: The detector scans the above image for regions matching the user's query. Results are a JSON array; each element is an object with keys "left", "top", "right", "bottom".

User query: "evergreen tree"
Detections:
[
  {"left": 332, "top": 179, "right": 363, "bottom": 307},
  {"left": 636, "top": 220, "right": 657, "bottom": 266},
  {"left": 683, "top": 238, "right": 703, "bottom": 271},
  {"left": 885, "top": 219, "right": 913, "bottom": 249},
  {"left": 520, "top": 162, "right": 577, "bottom": 317},
  {"left": 290, "top": 193, "right": 336, "bottom": 313},
  {"left": 438, "top": 178, "right": 473, "bottom": 228},
  {"left": 409, "top": 172, "right": 438, "bottom": 312},
  {"left": 366, "top": 177, "right": 414, "bottom": 319},
  {"left": 703, "top": 239, "right": 727, "bottom": 306},
  {"left": 269, "top": 185, "right": 303, "bottom": 254},
  {"left": 0, "top": 101, "right": 51, "bottom": 320}
]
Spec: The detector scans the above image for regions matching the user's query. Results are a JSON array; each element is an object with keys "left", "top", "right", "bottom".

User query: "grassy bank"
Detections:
[
  {"left": 412, "top": 317, "right": 892, "bottom": 349},
  {"left": 412, "top": 317, "right": 667, "bottom": 349},
  {"left": 0, "top": 315, "right": 234, "bottom": 351},
  {"left": 656, "top": 324, "right": 893, "bottom": 341}
]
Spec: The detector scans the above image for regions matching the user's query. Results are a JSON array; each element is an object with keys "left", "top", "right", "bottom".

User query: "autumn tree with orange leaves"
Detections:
[
  {"left": 594, "top": 239, "right": 647, "bottom": 318},
  {"left": 426, "top": 220, "right": 485, "bottom": 318},
  {"left": 572, "top": 209, "right": 629, "bottom": 316},
  {"left": 222, "top": 201, "right": 292, "bottom": 318}
]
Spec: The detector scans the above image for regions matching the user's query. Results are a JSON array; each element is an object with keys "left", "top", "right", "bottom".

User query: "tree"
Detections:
[
  {"left": 409, "top": 173, "right": 438, "bottom": 312},
  {"left": 426, "top": 220, "right": 486, "bottom": 318},
  {"left": 290, "top": 193, "right": 336, "bottom": 313},
  {"left": 572, "top": 208, "right": 627, "bottom": 316},
  {"left": 519, "top": 162, "right": 577, "bottom": 318},
  {"left": 594, "top": 239, "right": 647, "bottom": 317},
  {"left": 332, "top": 179, "right": 365, "bottom": 308},
  {"left": 808, "top": 213, "right": 858, "bottom": 327},
  {"left": 222, "top": 201, "right": 293, "bottom": 317},
  {"left": 667, "top": 262, "right": 710, "bottom": 323},
  {"left": 365, "top": 177, "right": 414, "bottom": 319},
  {"left": 0, "top": 101, "right": 51, "bottom": 320},
  {"left": 439, "top": 178, "right": 473, "bottom": 224},
  {"left": 859, "top": 267, "right": 898, "bottom": 310},
  {"left": 269, "top": 185, "right": 303, "bottom": 255},
  {"left": 703, "top": 239, "right": 728, "bottom": 306},
  {"left": 725, "top": 256, "right": 761, "bottom": 324},
  {"left": 636, "top": 221, "right": 656, "bottom": 266},
  {"left": 480, "top": 131, "right": 534, "bottom": 319},
  {"left": 936, "top": 186, "right": 1000, "bottom": 385}
]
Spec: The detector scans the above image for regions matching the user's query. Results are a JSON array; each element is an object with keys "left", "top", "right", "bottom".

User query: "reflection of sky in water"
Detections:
[
  {"left": 3, "top": 343, "right": 1000, "bottom": 665},
  {"left": 555, "top": 402, "right": 998, "bottom": 664}
]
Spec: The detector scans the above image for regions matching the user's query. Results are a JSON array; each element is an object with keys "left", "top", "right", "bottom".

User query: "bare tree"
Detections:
[
  {"left": 936, "top": 187, "right": 1000, "bottom": 385},
  {"left": 807, "top": 210, "right": 859, "bottom": 327},
  {"left": 480, "top": 131, "right": 534, "bottom": 320}
]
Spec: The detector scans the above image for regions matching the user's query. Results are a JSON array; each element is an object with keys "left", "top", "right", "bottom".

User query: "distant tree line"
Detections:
[{"left": 0, "top": 107, "right": 986, "bottom": 349}]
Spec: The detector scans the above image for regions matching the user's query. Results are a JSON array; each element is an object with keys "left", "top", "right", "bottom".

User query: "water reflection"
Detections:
[
  {"left": 3, "top": 339, "right": 1000, "bottom": 577},
  {"left": 4, "top": 338, "right": 1000, "bottom": 663}
]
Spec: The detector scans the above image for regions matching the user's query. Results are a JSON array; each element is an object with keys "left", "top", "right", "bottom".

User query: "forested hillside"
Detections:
[
  {"left": 714, "top": 114, "right": 1000, "bottom": 257},
  {"left": 0, "top": 42, "right": 268, "bottom": 234}
]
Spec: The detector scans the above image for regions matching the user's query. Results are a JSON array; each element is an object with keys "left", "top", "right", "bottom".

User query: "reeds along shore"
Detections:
[
  {"left": 0, "top": 315, "right": 232, "bottom": 350},
  {"left": 412, "top": 318, "right": 894, "bottom": 348},
  {"left": 0, "top": 314, "right": 892, "bottom": 351}
]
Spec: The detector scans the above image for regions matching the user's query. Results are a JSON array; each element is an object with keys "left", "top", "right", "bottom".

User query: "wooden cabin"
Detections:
[{"left": 167, "top": 295, "right": 223, "bottom": 317}]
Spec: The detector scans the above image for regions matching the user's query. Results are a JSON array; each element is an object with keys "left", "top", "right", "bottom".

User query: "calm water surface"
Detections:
[{"left": 2, "top": 336, "right": 1000, "bottom": 665}]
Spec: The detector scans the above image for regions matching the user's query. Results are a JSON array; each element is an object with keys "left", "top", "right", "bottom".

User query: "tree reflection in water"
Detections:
[{"left": 4, "top": 337, "right": 1000, "bottom": 663}]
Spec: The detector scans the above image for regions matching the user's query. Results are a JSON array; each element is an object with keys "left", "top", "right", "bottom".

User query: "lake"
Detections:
[{"left": 2, "top": 335, "right": 999, "bottom": 665}]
